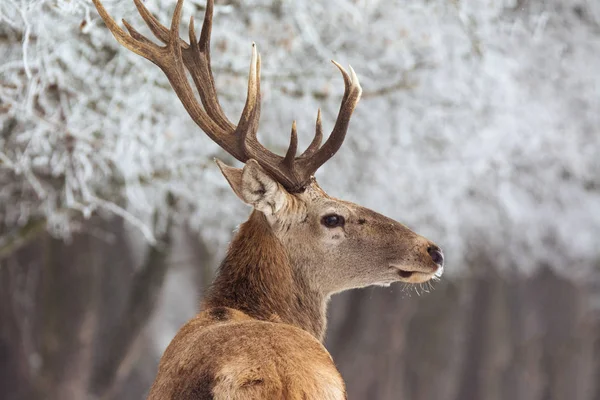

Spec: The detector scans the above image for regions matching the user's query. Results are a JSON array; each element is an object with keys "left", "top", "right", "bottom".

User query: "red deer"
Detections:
[{"left": 92, "top": 0, "right": 445, "bottom": 398}]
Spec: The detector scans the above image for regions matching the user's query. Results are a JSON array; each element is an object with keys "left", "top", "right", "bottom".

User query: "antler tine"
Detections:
[
  {"left": 249, "top": 52, "right": 262, "bottom": 141},
  {"left": 234, "top": 44, "right": 261, "bottom": 143},
  {"left": 198, "top": 0, "right": 213, "bottom": 54},
  {"left": 236, "top": 45, "right": 297, "bottom": 187},
  {"left": 122, "top": 19, "right": 156, "bottom": 47},
  {"left": 168, "top": 0, "right": 185, "bottom": 48},
  {"left": 239, "top": 47, "right": 310, "bottom": 191},
  {"left": 283, "top": 121, "right": 298, "bottom": 170},
  {"left": 300, "top": 109, "right": 323, "bottom": 158},
  {"left": 131, "top": 0, "right": 188, "bottom": 49},
  {"left": 92, "top": 0, "right": 161, "bottom": 60},
  {"left": 188, "top": 0, "right": 236, "bottom": 132},
  {"left": 298, "top": 62, "right": 362, "bottom": 178},
  {"left": 238, "top": 50, "right": 262, "bottom": 149}
]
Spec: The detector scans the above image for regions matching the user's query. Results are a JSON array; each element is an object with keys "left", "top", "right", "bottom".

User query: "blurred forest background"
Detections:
[{"left": 1, "top": 0, "right": 599, "bottom": 399}]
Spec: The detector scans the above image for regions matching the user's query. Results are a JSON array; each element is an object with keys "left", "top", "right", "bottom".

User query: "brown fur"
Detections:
[
  {"left": 205, "top": 211, "right": 327, "bottom": 339},
  {"left": 149, "top": 311, "right": 345, "bottom": 399},
  {"left": 148, "top": 211, "right": 345, "bottom": 399}
]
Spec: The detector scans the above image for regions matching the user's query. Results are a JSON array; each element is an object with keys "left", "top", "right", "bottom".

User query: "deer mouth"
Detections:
[
  {"left": 396, "top": 269, "right": 414, "bottom": 279},
  {"left": 391, "top": 266, "right": 436, "bottom": 284}
]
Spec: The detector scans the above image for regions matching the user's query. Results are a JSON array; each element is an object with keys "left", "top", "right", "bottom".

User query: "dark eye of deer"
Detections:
[{"left": 321, "top": 214, "right": 345, "bottom": 228}]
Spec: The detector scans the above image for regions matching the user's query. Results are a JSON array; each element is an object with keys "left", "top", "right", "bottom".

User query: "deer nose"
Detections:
[{"left": 427, "top": 245, "right": 444, "bottom": 267}]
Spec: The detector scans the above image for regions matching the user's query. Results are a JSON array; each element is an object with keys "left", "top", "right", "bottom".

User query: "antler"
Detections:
[{"left": 92, "top": 0, "right": 362, "bottom": 192}]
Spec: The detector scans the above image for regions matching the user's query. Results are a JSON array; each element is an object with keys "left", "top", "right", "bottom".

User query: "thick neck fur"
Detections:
[{"left": 204, "top": 211, "right": 328, "bottom": 341}]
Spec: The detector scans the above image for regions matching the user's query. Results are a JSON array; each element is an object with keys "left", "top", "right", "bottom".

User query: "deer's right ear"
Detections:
[
  {"left": 216, "top": 159, "right": 289, "bottom": 216},
  {"left": 215, "top": 158, "right": 245, "bottom": 200}
]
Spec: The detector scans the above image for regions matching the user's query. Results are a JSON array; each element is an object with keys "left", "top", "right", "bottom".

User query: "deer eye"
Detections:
[{"left": 321, "top": 214, "right": 345, "bottom": 228}]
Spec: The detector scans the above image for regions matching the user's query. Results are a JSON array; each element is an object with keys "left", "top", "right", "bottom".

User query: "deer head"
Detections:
[
  {"left": 217, "top": 159, "right": 444, "bottom": 294},
  {"left": 92, "top": 0, "right": 444, "bottom": 298}
]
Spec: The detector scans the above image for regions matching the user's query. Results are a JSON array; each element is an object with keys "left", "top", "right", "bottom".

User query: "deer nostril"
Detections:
[{"left": 427, "top": 245, "right": 444, "bottom": 267}]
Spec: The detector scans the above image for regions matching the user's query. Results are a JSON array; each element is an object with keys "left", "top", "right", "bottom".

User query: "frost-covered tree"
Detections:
[{"left": 1, "top": 0, "right": 599, "bottom": 276}]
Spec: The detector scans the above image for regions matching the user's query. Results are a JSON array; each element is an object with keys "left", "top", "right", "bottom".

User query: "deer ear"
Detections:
[
  {"left": 215, "top": 158, "right": 245, "bottom": 200},
  {"left": 216, "top": 159, "right": 288, "bottom": 216}
]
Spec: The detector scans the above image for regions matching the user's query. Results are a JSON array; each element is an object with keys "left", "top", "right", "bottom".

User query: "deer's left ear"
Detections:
[{"left": 216, "top": 159, "right": 289, "bottom": 216}]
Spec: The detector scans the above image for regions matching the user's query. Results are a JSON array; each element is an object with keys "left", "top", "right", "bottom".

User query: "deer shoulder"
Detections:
[{"left": 149, "top": 307, "right": 345, "bottom": 400}]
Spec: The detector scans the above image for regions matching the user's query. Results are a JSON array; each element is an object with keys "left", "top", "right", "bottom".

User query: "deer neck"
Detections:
[{"left": 204, "top": 211, "right": 328, "bottom": 341}]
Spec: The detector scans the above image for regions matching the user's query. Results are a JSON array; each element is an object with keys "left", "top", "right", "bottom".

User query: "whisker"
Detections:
[
  {"left": 401, "top": 283, "right": 412, "bottom": 297},
  {"left": 414, "top": 284, "right": 421, "bottom": 296}
]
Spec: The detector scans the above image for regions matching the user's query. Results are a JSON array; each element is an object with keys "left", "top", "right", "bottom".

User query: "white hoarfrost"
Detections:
[{"left": 0, "top": 0, "right": 599, "bottom": 277}]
